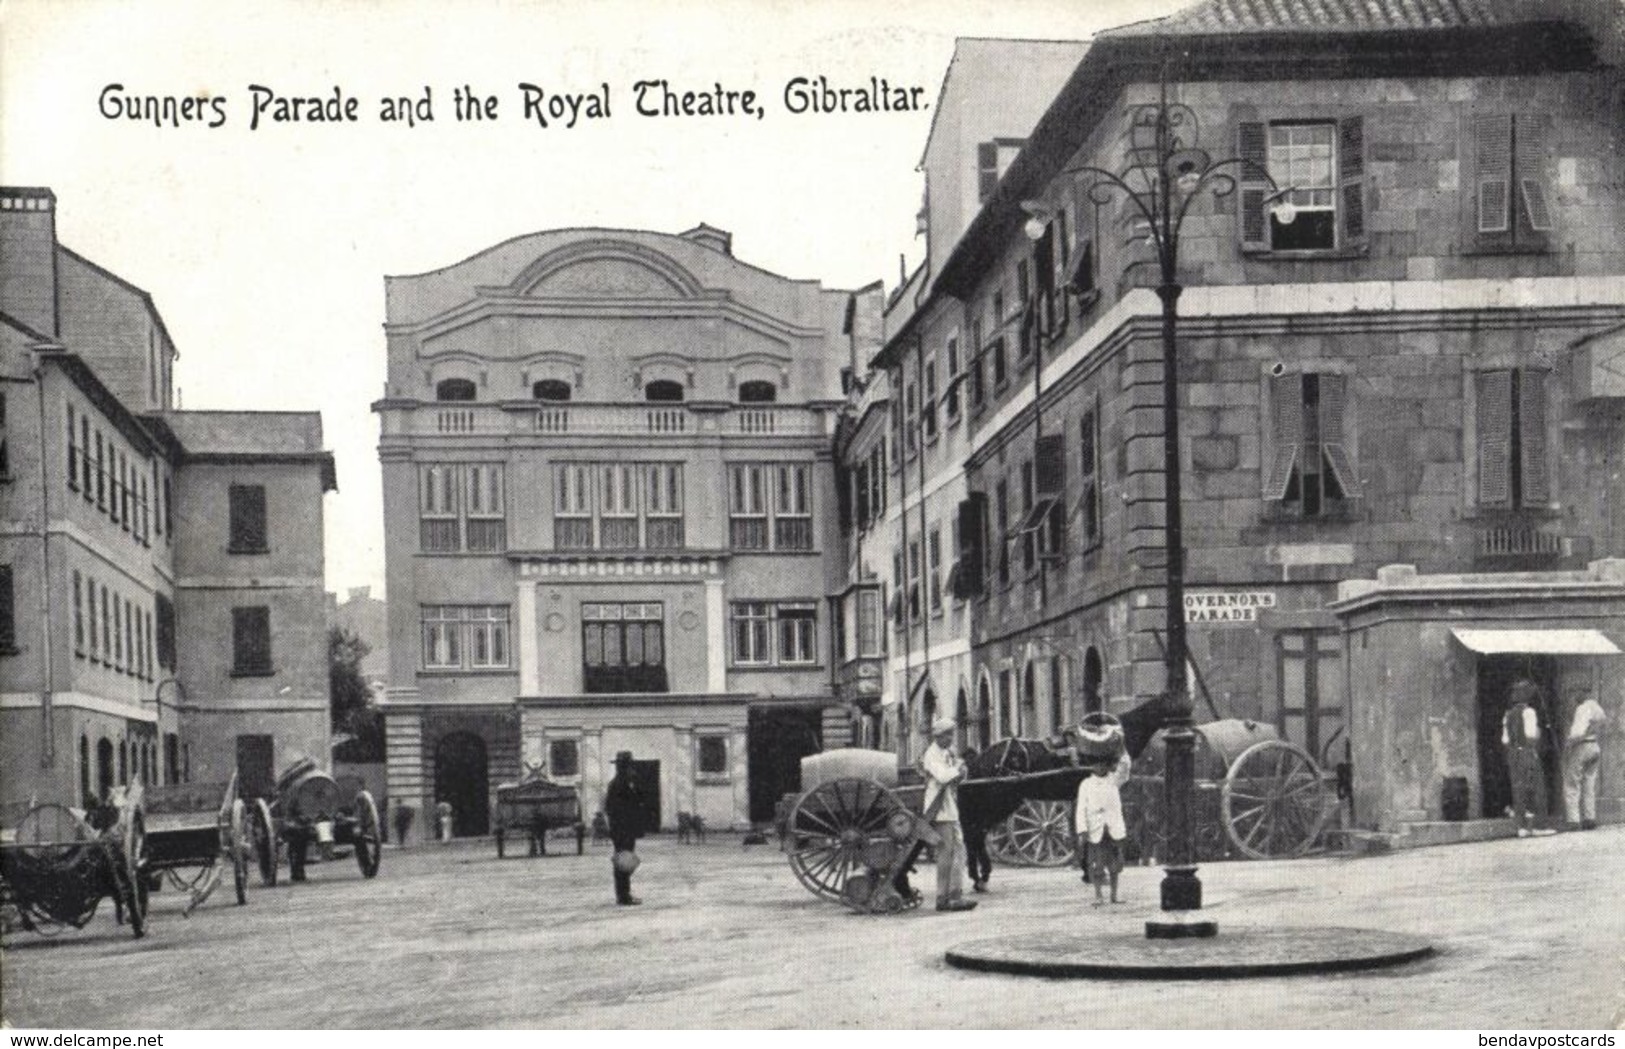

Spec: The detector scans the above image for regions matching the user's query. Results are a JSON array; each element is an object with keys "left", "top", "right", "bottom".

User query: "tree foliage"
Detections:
[{"left": 329, "top": 626, "right": 383, "bottom": 763}]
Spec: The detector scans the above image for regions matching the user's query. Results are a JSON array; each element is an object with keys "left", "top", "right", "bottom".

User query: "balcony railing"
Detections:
[{"left": 390, "top": 402, "right": 827, "bottom": 439}]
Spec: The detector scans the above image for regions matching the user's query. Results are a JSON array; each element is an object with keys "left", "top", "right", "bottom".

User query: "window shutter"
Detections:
[
  {"left": 229, "top": 485, "right": 267, "bottom": 552},
  {"left": 1237, "top": 121, "right": 1270, "bottom": 249},
  {"left": 1474, "top": 114, "right": 1513, "bottom": 234},
  {"left": 1476, "top": 369, "right": 1513, "bottom": 508},
  {"left": 1263, "top": 373, "right": 1303, "bottom": 500},
  {"left": 1515, "top": 115, "right": 1554, "bottom": 232},
  {"left": 1519, "top": 369, "right": 1550, "bottom": 506},
  {"left": 1318, "top": 373, "right": 1357, "bottom": 496},
  {"left": 1338, "top": 117, "right": 1366, "bottom": 246}
]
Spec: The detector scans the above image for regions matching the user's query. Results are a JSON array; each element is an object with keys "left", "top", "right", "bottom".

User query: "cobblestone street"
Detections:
[{"left": 3, "top": 828, "right": 1622, "bottom": 1029}]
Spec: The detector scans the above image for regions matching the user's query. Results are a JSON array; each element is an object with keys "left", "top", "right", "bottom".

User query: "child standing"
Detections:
[{"left": 1075, "top": 750, "right": 1131, "bottom": 905}]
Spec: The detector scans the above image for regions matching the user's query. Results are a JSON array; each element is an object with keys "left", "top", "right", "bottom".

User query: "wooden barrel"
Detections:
[
  {"left": 282, "top": 767, "right": 343, "bottom": 822},
  {"left": 799, "top": 749, "right": 898, "bottom": 790}
]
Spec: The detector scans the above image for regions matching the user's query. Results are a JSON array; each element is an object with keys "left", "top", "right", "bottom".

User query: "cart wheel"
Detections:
[
  {"left": 787, "top": 779, "right": 907, "bottom": 903},
  {"left": 230, "top": 798, "right": 249, "bottom": 905},
  {"left": 495, "top": 828, "right": 506, "bottom": 859},
  {"left": 1221, "top": 739, "right": 1335, "bottom": 860},
  {"left": 352, "top": 791, "right": 382, "bottom": 879},
  {"left": 986, "top": 799, "right": 1078, "bottom": 867},
  {"left": 252, "top": 798, "right": 278, "bottom": 886},
  {"left": 120, "top": 809, "right": 148, "bottom": 939}
]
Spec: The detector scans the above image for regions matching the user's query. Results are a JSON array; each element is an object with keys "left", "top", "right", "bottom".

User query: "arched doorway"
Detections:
[
  {"left": 434, "top": 731, "right": 490, "bottom": 836},
  {"left": 956, "top": 687, "right": 970, "bottom": 751},
  {"left": 1049, "top": 655, "right": 1066, "bottom": 733},
  {"left": 1083, "top": 647, "right": 1104, "bottom": 714}
]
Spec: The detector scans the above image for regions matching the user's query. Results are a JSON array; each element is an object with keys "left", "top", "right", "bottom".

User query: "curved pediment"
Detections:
[{"left": 511, "top": 240, "right": 704, "bottom": 299}]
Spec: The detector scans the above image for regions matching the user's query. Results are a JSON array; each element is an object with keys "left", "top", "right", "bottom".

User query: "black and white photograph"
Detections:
[{"left": 1, "top": 0, "right": 1622, "bottom": 1033}]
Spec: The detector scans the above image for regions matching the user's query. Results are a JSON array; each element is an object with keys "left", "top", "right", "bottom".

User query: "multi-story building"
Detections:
[
  {"left": 853, "top": 37, "right": 1090, "bottom": 761},
  {"left": 0, "top": 187, "right": 335, "bottom": 811},
  {"left": 919, "top": 0, "right": 1624, "bottom": 834},
  {"left": 375, "top": 224, "right": 870, "bottom": 837}
]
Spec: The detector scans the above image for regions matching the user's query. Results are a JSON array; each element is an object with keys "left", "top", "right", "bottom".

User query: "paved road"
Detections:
[{"left": 3, "top": 827, "right": 1621, "bottom": 1028}]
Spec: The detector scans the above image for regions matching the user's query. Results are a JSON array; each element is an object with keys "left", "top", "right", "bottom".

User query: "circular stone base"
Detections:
[{"left": 946, "top": 927, "right": 1435, "bottom": 980}]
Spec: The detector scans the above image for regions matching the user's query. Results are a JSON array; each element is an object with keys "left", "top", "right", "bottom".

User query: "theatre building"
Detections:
[{"left": 375, "top": 225, "right": 867, "bottom": 837}]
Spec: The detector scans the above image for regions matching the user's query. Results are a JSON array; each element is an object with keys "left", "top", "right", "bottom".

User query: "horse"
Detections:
[{"left": 956, "top": 694, "right": 1170, "bottom": 891}]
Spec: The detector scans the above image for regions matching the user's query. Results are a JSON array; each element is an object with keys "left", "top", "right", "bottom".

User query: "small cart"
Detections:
[
  {"left": 0, "top": 790, "right": 148, "bottom": 939},
  {"left": 250, "top": 760, "right": 382, "bottom": 884},
  {"left": 493, "top": 776, "right": 584, "bottom": 858},
  {"left": 143, "top": 774, "right": 250, "bottom": 914}
]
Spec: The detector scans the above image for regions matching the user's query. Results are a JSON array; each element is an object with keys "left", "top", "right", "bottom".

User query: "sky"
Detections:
[{"left": 1, "top": 0, "right": 1187, "bottom": 600}]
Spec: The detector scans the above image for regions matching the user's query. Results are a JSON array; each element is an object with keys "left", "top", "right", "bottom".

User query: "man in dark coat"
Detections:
[{"left": 604, "top": 751, "right": 644, "bottom": 905}]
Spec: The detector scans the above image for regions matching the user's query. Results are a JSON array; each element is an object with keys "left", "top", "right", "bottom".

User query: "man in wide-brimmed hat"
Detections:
[
  {"left": 921, "top": 717, "right": 976, "bottom": 912},
  {"left": 604, "top": 751, "right": 645, "bottom": 904}
]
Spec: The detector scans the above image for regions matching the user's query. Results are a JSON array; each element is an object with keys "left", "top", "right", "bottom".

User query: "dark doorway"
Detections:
[
  {"left": 1083, "top": 647, "right": 1104, "bottom": 714},
  {"left": 629, "top": 759, "right": 662, "bottom": 832},
  {"left": 1475, "top": 655, "right": 1560, "bottom": 819},
  {"left": 748, "top": 706, "right": 823, "bottom": 824},
  {"left": 236, "top": 734, "right": 274, "bottom": 800},
  {"left": 435, "top": 731, "right": 490, "bottom": 836}
]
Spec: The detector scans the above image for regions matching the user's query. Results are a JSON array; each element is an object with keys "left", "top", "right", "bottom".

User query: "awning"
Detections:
[{"left": 1450, "top": 628, "right": 1622, "bottom": 656}]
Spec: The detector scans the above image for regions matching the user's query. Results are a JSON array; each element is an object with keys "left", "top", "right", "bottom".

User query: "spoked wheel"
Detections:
[
  {"left": 13, "top": 806, "right": 97, "bottom": 937},
  {"left": 118, "top": 809, "right": 148, "bottom": 938},
  {"left": 1221, "top": 739, "right": 1335, "bottom": 860},
  {"left": 252, "top": 798, "right": 278, "bottom": 886},
  {"left": 352, "top": 791, "right": 382, "bottom": 879},
  {"left": 986, "top": 799, "right": 1079, "bottom": 867},
  {"left": 229, "top": 798, "right": 249, "bottom": 904},
  {"left": 786, "top": 779, "right": 909, "bottom": 902}
]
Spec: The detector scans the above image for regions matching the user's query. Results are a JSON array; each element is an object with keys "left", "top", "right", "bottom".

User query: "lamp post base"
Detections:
[{"left": 1146, "top": 914, "right": 1219, "bottom": 940}]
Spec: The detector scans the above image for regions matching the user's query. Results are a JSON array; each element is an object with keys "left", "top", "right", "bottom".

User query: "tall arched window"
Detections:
[
  {"left": 79, "top": 735, "right": 92, "bottom": 805},
  {"left": 118, "top": 739, "right": 128, "bottom": 785},
  {"left": 1022, "top": 663, "right": 1037, "bottom": 737},
  {"left": 435, "top": 378, "right": 477, "bottom": 402},
  {"left": 96, "top": 738, "right": 114, "bottom": 800},
  {"left": 645, "top": 380, "right": 685, "bottom": 402},
  {"left": 738, "top": 380, "right": 777, "bottom": 403},
  {"left": 1049, "top": 655, "right": 1065, "bottom": 733},
  {"left": 976, "top": 679, "right": 992, "bottom": 750},
  {"left": 532, "top": 380, "right": 572, "bottom": 402}
]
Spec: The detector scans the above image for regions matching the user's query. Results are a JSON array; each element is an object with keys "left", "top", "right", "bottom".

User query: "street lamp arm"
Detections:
[
  {"left": 1169, "top": 157, "right": 1283, "bottom": 242},
  {"left": 1061, "top": 164, "right": 1164, "bottom": 244}
]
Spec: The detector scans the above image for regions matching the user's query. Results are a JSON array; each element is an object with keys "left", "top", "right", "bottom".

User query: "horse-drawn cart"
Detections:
[
  {"left": 143, "top": 774, "right": 250, "bottom": 914},
  {"left": 0, "top": 790, "right": 148, "bottom": 939},
  {"left": 493, "top": 775, "right": 584, "bottom": 858},
  {"left": 782, "top": 709, "right": 1341, "bottom": 912},
  {"left": 250, "top": 760, "right": 382, "bottom": 885}
]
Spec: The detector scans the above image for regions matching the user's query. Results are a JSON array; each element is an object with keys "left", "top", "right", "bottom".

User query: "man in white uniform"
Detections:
[
  {"left": 921, "top": 717, "right": 977, "bottom": 913},
  {"left": 1564, "top": 686, "right": 1608, "bottom": 830}
]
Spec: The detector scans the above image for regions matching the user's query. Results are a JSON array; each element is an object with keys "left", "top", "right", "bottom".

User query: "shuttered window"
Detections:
[
  {"left": 0, "top": 564, "right": 14, "bottom": 653},
  {"left": 228, "top": 484, "right": 268, "bottom": 553},
  {"left": 1265, "top": 372, "right": 1356, "bottom": 517},
  {"left": 231, "top": 606, "right": 272, "bottom": 676},
  {"left": 1238, "top": 117, "right": 1366, "bottom": 252},
  {"left": 1080, "top": 408, "right": 1101, "bottom": 547},
  {"left": 1476, "top": 368, "right": 1549, "bottom": 509},
  {"left": 954, "top": 493, "right": 988, "bottom": 600},
  {"left": 1472, "top": 114, "right": 1553, "bottom": 249}
]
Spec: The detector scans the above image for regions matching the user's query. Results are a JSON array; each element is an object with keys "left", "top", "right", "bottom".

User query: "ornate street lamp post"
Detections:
[{"left": 1038, "top": 68, "right": 1287, "bottom": 939}]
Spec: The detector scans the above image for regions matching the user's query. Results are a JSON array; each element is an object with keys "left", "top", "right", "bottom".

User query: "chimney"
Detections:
[
  {"left": 0, "top": 187, "right": 59, "bottom": 338},
  {"left": 678, "top": 223, "right": 733, "bottom": 256}
]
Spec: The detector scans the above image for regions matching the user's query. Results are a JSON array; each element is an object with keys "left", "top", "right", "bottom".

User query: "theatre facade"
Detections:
[{"left": 374, "top": 224, "right": 867, "bottom": 838}]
